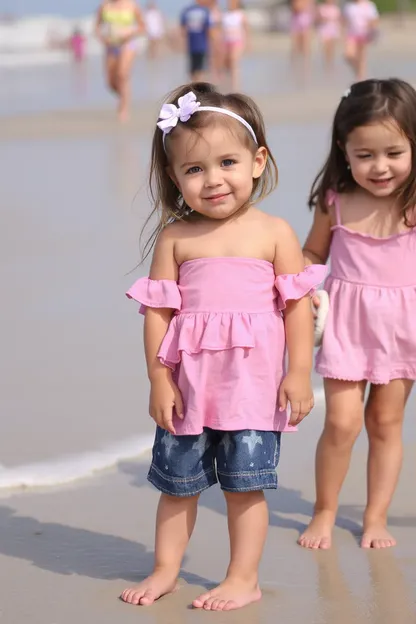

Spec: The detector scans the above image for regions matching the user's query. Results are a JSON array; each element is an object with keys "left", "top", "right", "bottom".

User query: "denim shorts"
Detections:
[{"left": 148, "top": 427, "right": 282, "bottom": 497}]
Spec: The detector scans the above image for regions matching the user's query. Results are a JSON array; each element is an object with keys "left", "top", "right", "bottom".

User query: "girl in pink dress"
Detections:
[
  {"left": 343, "top": 0, "right": 379, "bottom": 80},
  {"left": 122, "top": 83, "right": 325, "bottom": 610},
  {"left": 290, "top": 0, "right": 315, "bottom": 80},
  {"left": 300, "top": 78, "right": 416, "bottom": 551},
  {"left": 316, "top": 0, "right": 341, "bottom": 72}
]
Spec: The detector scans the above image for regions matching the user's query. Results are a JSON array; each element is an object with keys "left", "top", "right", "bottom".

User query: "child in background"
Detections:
[
  {"left": 300, "top": 78, "right": 416, "bottom": 550},
  {"left": 343, "top": 0, "right": 379, "bottom": 80},
  {"left": 316, "top": 0, "right": 341, "bottom": 73},
  {"left": 122, "top": 82, "right": 325, "bottom": 609}
]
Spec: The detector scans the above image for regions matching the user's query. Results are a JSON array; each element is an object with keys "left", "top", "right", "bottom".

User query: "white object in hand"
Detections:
[{"left": 313, "top": 290, "right": 329, "bottom": 347}]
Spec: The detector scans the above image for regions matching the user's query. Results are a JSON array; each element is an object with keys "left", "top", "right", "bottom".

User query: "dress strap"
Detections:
[{"left": 326, "top": 190, "right": 342, "bottom": 225}]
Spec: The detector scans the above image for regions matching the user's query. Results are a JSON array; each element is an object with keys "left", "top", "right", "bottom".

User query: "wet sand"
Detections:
[
  {"left": 0, "top": 18, "right": 415, "bottom": 622},
  {"left": 0, "top": 400, "right": 415, "bottom": 623}
]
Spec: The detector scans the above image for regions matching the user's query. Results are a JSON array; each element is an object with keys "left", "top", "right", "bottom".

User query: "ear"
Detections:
[
  {"left": 252, "top": 146, "right": 268, "bottom": 179},
  {"left": 167, "top": 166, "right": 181, "bottom": 191},
  {"left": 337, "top": 140, "right": 349, "bottom": 164}
]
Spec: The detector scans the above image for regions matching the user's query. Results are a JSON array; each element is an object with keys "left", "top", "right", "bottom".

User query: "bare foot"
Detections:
[
  {"left": 361, "top": 521, "right": 396, "bottom": 549},
  {"left": 298, "top": 510, "right": 335, "bottom": 549},
  {"left": 192, "top": 578, "right": 262, "bottom": 611},
  {"left": 120, "top": 569, "right": 178, "bottom": 606}
]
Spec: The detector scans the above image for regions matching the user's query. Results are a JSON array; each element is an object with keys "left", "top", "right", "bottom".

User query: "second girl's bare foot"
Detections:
[
  {"left": 192, "top": 577, "right": 262, "bottom": 611},
  {"left": 298, "top": 510, "right": 335, "bottom": 549},
  {"left": 120, "top": 569, "right": 178, "bottom": 606}
]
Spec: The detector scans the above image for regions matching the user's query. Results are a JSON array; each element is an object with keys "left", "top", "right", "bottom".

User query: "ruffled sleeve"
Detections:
[
  {"left": 275, "top": 264, "right": 327, "bottom": 310},
  {"left": 126, "top": 277, "right": 182, "bottom": 315}
]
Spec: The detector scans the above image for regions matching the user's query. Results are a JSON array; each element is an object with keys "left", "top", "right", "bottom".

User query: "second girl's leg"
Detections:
[
  {"left": 362, "top": 379, "right": 413, "bottom": 548},
  {"left": 116, "top": 44, "right": 136, "bottom": 122},
  {"left": 299, "top": 378, "right": 366, "bottom": 549}
]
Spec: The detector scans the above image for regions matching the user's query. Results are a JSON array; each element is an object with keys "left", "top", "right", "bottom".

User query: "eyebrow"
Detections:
[
  {"left": 353, "top": 144, "right": 406, "bottom": 152},
  {"left": 180, "top": 153, "right": 240, "bottom": 170}
]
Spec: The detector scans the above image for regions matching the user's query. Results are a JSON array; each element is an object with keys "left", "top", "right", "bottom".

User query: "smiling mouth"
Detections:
[
  {"left": 204, "top": 193, "right": 230, "bottom": 201},
  {"left": 370, "top": 178, "right": 393, "bottom": 184}
]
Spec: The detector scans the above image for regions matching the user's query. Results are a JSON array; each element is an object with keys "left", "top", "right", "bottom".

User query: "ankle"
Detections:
[
  {"left": 313, "top": 507, "right": 337, "bottom": 518},
  {"left": 363, "top": 510, "right": 387, "bottom": 525},
  {"left": 152, "top": 564, "right": 180, "bottom": 578},
  {"left": 225, "top": 569, "right": 259, "bottom": 586}
]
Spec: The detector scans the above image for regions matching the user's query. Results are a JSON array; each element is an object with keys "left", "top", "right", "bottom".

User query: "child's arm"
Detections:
[
  {"left": 303, "top": 204, "right": 332, "bottom": 266},
  {"left": 94, "top": 4, "right": 107, "bottom": 44},
  {"left": 274, "top": 219, "right": 315, "bottom": 426},
  {"left": 145, "top": 228, "right": 183, "bottom": 435}
]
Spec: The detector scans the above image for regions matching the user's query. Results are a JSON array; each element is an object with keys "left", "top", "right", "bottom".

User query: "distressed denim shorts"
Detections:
[{"left": 148, "top": 427, "right": 282, "bottom": 497}]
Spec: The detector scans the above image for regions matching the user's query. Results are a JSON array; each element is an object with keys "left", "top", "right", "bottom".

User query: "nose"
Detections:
[
  {"left": 204, "top": 167, "right": 223, "bottom": 187},
  {"left": 372, "top": 157, "right": 389, "bottom": 175}
]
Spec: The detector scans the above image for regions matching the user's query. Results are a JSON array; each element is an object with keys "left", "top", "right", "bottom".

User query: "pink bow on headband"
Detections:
[{"left": 157, "top": 91, "right": 201, "bottom": 135}]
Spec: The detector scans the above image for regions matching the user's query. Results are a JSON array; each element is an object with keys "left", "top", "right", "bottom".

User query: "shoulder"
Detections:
[{"left": 257, "top": 212, "right": 297, "bottom": 239}]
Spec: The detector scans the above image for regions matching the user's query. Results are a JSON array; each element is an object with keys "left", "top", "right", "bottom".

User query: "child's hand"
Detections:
[
  {"left": 311, "top": 295, "right": 321, "bottom": 319},
  {"left": 149, "top": 374, "right": 184, "bottom": 435},
  {"left": 278, "top": 370, "right": 314, "bottom": 426}
]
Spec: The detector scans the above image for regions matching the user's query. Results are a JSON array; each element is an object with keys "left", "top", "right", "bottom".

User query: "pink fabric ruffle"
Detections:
[
  {"left": 126, "top": 277, "right": 182, "bottom": 315},
  {"left": 275, "top": 264, "right": 327, "bottom": 310},
  {"left": 158, "top": 312, "right": 256, "bottom": 368}
]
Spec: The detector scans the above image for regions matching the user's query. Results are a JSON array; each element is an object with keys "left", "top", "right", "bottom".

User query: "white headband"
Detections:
[{"left": 157, "top": 91, "right": 258, "bottom": 148}]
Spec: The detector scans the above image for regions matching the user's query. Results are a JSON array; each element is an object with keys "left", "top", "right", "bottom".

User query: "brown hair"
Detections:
[
  {"left": 141, "top": 82, "right": 278, "bottom": 260},
  {"left": 309, "top": 78, "right": 416, "bottom": 225}
]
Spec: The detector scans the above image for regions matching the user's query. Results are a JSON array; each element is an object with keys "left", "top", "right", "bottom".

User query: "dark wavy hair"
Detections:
[
  {"left": 309, "top": 78, "right": 416, "bottom": 225},
  {"left": 141, "top": 82, "right": 278, "bottom": 260}
]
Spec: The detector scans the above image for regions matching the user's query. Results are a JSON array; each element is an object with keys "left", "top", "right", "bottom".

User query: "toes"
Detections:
[
  {"left": 193, "top": 592, "right": 211, "bottom": 609},
  {"left": 139, "top": 589, "right": 157, "bottom": 606},
  {"left": 223, "top": 600, "right": 238, "bottom": 611}
]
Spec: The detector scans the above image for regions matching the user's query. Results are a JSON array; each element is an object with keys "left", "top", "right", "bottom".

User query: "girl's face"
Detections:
[
  {"left": 344, "top": 120, "right": 412, "bottom": 198},
  {"left": 168, "top": 122, "right": 267, "bottom": 220}
]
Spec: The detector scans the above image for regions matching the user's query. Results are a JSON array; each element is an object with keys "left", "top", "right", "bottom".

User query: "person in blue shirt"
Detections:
[{"left": 181, "top": 1, "right": 212, "bottom": 81}]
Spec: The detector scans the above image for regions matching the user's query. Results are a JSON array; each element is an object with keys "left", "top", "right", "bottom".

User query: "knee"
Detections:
[
  {"left": 107, "top": 77, "right": 118, "bottom": 91},
  {"left": 223, "top": 490, "right": 264, "bottom": 506},
  {"left": 324, "top": 413, "right": 362, "bottom": 446},
  {"left": 365, "top": 408, "right": 403, "bottom": 441}
]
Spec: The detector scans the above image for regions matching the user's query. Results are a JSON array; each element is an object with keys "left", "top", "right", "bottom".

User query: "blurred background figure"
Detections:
[
  {"left": 222, "top": 0, "right": 249, "bottom": 91},
  {"left": 95, "top": 0, "right": 145, "bottom": 122},
  {"left": 316, "top": 0, "right": 341, "bottom": 73},
  {"left": 290, "top": 0, "right": 315, "bottom": 81},
  {"left": 144, "top": 1, "right": 166, "bottom": 58},
  {"left": 208, "top": 0, "right": 224, "bottom": 84},
  {"left": 180, "top": 0, "right": 212, "bottom": 82},
  {"left": 69, "top": 27, "right": 86, "bottom": 63},
  {"left": 343, "top": 0, "right": 380, "bottom": 80}
]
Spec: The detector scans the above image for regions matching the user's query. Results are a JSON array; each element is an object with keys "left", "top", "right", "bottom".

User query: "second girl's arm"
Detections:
[{"left": 303, "top": 204, "right": 332, "bottom": 266}]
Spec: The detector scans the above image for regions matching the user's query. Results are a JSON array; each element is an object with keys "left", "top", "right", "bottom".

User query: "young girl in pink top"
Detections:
[
  {"left": 316, "top": 0, "right": 341, "bottom": 72},
  {"left": 122, "top": 82, "right": 325, "bottom": 610},
  {"left": 343, "top": 0, "right": 379, "bottom": 80},
  {"left": 300, "top": 78, "right": 416, "bottom": 551}
]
